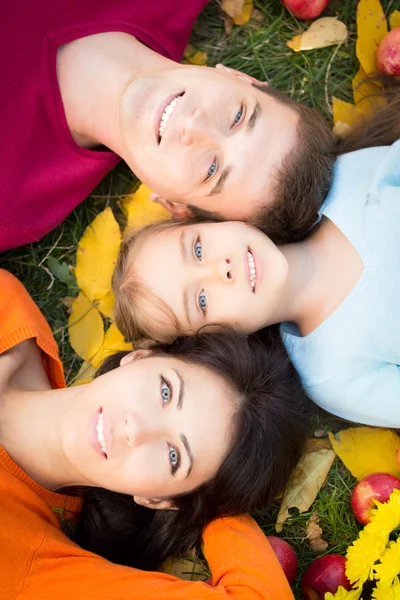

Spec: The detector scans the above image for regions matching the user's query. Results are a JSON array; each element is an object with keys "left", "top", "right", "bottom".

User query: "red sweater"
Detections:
[
  {"left": 0, "top": 0, "right": 207, "bottom": 251},
  {"left": 0, "top": 269, "right": 294, "bottom": 600}
]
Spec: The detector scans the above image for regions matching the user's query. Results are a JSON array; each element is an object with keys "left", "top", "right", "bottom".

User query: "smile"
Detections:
[
  {"left": 96, "top": 410, "right": 108, "bottom": 458},
  {"left": 158, "top": 93, "right": 183, "bottom": 142},
  {"left": 247, "top": 248, "right": 257, "bottom": 293}
]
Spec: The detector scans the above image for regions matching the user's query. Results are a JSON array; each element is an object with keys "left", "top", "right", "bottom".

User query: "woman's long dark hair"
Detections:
[
  {"left": 75, "top": 326, "right": 310, "bottom": 570},
  {"left": 336, "top": 75, "right": 400, "bottom": 155}
]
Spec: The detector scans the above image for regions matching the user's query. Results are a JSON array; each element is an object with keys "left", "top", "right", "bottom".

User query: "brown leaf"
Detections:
[
  {"left": 224, "top": 15, "right": 234, "bottom": 36},
  {"left": 221, "top": 0, "right": 253, "bottom": 25},
  {"left": 276, "top": 437, "right": 336, "bottom": 532},
  {"left": 306, "top": 513, "right": 328, "bottom": 552},
  {"left": 59, "top": 296, "right": 76, "bottom": 314}
]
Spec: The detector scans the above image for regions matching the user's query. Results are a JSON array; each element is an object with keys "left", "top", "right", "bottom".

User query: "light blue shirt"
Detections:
[{"left": 281, "top": 141, "right": 400, "bottom": 427}]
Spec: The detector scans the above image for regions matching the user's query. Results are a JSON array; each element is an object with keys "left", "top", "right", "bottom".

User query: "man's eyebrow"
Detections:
[
  {"left": 207, "top": 165, "right": 233, "bottom": 197},
  {"left": 180, "top": 433, "right": 194, "bottom": 479},
  {"left": 246, "top": 100, "right": 262, "bottom": 134}
]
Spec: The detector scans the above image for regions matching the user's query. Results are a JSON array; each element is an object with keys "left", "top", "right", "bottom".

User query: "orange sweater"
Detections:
[{"left": 0, "top": 269, "right": 294, "bottom": 600}]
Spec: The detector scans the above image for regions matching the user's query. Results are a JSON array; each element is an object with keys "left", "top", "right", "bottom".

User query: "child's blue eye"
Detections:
[
  {"left": 194, "top": 238, "right": 203, "bottom": 261},
  {"left": 206, "top": 160, "right": 217, "bottom": 181},
  {"left": 160, "top": 377, "right": 171, "bottom": 405},
  {"left": 198, "top": 290, "right": 207, "bottom": 313},
  {"left": 233, "top": 106, "right": 243, "bottom": 125}
]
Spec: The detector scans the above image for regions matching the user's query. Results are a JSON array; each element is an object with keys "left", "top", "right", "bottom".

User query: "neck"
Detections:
[
  {"left": 0, "top": 385, "right": 87, "bottom": 491},
  {"left": 57, "top": 32, "right": 173, "bottom": 154}
]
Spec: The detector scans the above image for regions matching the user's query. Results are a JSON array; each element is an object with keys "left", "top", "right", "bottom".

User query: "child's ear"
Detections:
[
  {"left": 151, "top": 195, "right": 191, "bottom": 219},
  {"left": 215, "top": 64, "right": 269, "bottom": 87},
  {"left": 133, "top": 496, "right": 179, "bottom": 511},
  {"left": 120, "top": 349, "right": 153, "bottom": 367}
]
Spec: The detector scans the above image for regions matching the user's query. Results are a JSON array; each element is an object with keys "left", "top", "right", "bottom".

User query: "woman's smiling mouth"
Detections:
[
  {"left": 247, "top": 248, "right": 257, "bottom": 293},
  {"left": 157, "top": 93, "right": 184, "bottom": 143}
]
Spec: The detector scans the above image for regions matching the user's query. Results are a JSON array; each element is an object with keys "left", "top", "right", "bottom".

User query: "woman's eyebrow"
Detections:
[
  {"left": 172, "top": 369, "right": 194, "bottom": 478},
  {"left": 180, "top": 433, "right": 194, "bottom": 478},
  {"left": 173, "top": 368, "right": 185, "bottom": 410}
]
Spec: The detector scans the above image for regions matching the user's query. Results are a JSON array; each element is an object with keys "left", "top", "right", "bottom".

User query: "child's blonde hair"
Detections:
[{"left": 113, "top": 219, "right": 188, "bottom": 343}]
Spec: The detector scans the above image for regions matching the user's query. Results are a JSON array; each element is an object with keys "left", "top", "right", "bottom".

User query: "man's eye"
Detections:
[
  {"left": 233, "top": 105, "right": 243, "bottom": 126},
  {"left": 160, "top": 377, "right": 172, "bottom": 405},
  {"left": 198, "top": 290, "right": 207, "bottom": 314},
  {"left": 194, "top": 237, "right": 203, "bottom": 261},
  {"left": 205, "top": 159, "right": 217, "bottom": 181}
]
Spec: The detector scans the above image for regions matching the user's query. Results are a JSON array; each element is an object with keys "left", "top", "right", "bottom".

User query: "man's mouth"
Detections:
[
  {"left": 157, "top": 93, "right": 184, "bottom": 144},
  {"left": 247, "top": 248, "right": 257, "bottom": 293}
]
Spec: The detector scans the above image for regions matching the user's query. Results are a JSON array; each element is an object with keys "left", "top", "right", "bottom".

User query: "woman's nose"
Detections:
[
  {"left": 181, "top": 108, "right": 210, "bottom": 146},
  {"left": 123, "top": 412, "right": 162, "bottom": 448}
]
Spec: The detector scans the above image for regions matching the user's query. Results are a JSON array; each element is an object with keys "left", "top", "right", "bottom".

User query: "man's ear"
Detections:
[
  {"left": 215, "top": 63, "right": 268, "bottom": 88},
  {"left": 152, "top": 194, "right": 191, "bottom": 220},
  {"left": 134, "top": 496, "right": 179, "bottom": 511},
  {"left": 120, "top": 349, "right": 153, "bottom": 367}
]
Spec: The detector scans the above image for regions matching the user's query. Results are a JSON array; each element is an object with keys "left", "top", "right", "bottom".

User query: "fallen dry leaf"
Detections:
[
  {"left": 123, "top": 184, "right": 170, "bottom": 232},
  {"left": 332, "top": 97, "right": 365, "bottom": 131},
  {"left": 276, "top": 438, "right": 336, "bottom": 532},
  {"left": 184, "top": 44, "right": 207, "bottom": 66},
  {"left": 306, "top": 513, "right": 328, "bottom": 552},
  {"left": 75, "top": 207, "right": 121, "bottom": 304},
  {"left": 352, "top": 65, "right": 386, "bottom": 118},
  {"left": 287, "top": 17, "right": 347, "bottom": 52},
  {"left": 68, "top": 292, "right": 104, "bottom": 362},
  {"left": 221, "top": 0, "right": 253, "bottom": 25},
  {"left": 97, "top": 289, "right": 115, "bottom": 320},
  {"left": 161, "top": 555, "right": 210, "bottom": 581},
  {"left": 356, "top": 0, "right": 388, "bottom": 75},
  {"left": 59, "top": 296, "right": 75, "bottom": 314},
  {"left": 224, "top": 15, "right": 234, "bottom": 35},
  {"left": 390, "top": 10, "right": 400, "bottom": 30},
  {"left": 329, "top": 427, "right": 400, "bottom": 480},
  {"left": 90, "top": 322, "right": 132, "bottom": 369},
  {"left": 72, "top": 361, "right": 98, "bottom": 386}
]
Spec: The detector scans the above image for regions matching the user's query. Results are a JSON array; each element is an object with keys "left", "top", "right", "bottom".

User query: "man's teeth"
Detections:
[
  {"left": 248, "top": 250, "right": 256, "bottom": 292},
  {"left": 159, "top": 95, "right": 182, "bottom": 139},
  {"left": 96, "top": 412, "right": 107, "bottom": 456}
]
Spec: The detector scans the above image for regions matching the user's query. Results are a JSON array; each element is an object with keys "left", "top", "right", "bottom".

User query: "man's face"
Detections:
[{"left": 119, "top": 64, "right": 299, "bottom": 220}]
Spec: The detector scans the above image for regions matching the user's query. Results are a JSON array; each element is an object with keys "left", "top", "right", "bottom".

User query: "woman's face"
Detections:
[
  {"left": 132, "top": 221, "right": 288, "bottom": 337},
  {"left": 61, "top": 353, "right": 235, "bottom": 503}
]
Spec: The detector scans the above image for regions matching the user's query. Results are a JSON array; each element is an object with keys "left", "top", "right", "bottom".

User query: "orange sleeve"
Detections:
[
  {"left": 16, "top": 515, "right": 293, "bottom": 600},
  {"left": 0, "top": 269, "right": 65, "bottom": 388}
]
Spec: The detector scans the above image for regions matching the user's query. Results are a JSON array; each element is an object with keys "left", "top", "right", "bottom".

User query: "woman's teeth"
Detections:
[
  {"left": 96, "top": 412, "right": 107, "bottom": 457},
  {"left": 248, "top": 250, "right": 256, "bottom": 292},
  {"left": 159, "top": 95, "right": 182, "bottom": 140}
]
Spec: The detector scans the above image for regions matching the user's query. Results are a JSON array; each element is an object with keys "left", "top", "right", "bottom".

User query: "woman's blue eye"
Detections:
[
  {"left": 233, "top": 107, "right": 243, "bottom": 125},
  {"left": 206, "top": 160, "right": 217, "bottom": 181},
  {"left": 161, "top": 378, "right": 171, "bottom": 405},
  {"left": 198, "top": 290, "right": 207, "bottom": 313},
  {"left": 194, "top": 238, "right": 203, "bottom": 260},
  {"left": 169, "top": 446, "right": 178, "bottom": 467}
]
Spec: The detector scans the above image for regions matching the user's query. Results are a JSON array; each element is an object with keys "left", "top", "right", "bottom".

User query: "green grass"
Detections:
[{"left": 3, "top": 1, "right": 395, "bottom": 597}]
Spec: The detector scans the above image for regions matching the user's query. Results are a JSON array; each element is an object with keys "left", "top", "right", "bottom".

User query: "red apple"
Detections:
[
  {"left": 377, "top": 29, "right": 400, "bottom": 76},
  {"left": 267, "top": 535, "right": 298, "bottom": 584},
  {"left": 351, "top": 472, "right": 400, "bottom": 525},
  {"left": 281, "top": 0, "right": 331, "bottom": 20},
  {"left": 302, "top": 555, "right": 352, "bottom": 600}
]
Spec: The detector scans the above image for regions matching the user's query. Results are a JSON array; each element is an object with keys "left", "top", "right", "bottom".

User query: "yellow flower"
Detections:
[
  {"left": 346, "top": 529, "right": 386, "bottom": 587},
  {"left": 368, "top": 490, "right": 400, "bottom": 538},
  {"left": 374, "top": 539, "right": 400, "bottom": 586},
  {"left": 325, "top": 586, "right": 362, "bottom": 600},
  {"left": 372, "top": 577, "right": 400, "bottom": 600}
]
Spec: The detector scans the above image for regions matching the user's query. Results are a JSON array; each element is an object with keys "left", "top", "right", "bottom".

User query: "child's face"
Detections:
[{"left": 132, "top": 221, "right": 289, "bottom": 337}]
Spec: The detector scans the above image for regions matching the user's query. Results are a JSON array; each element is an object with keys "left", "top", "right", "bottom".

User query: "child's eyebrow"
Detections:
[{"left": 179, "top": 231, "right": 193, "bottom": 328}]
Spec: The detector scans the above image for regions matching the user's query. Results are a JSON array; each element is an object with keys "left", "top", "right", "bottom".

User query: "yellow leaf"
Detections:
[
  {"left": 352, "top": 66, "right": 387, "bottom": 118},
  {"left": 75, "top": 208, "right": 121, "bottom": 303},
  {"left": 71, "top": 361, "right": 97, "bottom": 386},
  {"left": 123, "top": 184, "right": 171, "bottom": 232},
  {"left": 90, "top": 322, "right": 132, "bottom": 369},
  {"left": 184, "top": 44, "right": 207, "bottom": 66},
  {"left": 97, "top": 289, "right": 115, "bottom": 320},
  {"left": 332, "top": 97, "right": 365, "bottom": 127},
  {"left": 68, "top": 292, "right": 104, "bottom": 362},
  {"left": 389, "top": 10, "right": 400, "bottom": 30},
  {"left": 161, "top": 555, "right": 210, "bottom": 581},
  {"left": 287, "top": 17, "right": 347, "bottom": 53},
  {"left": 328, "top": 427, "right": 400, "bottom": 480},
  {"left": 356, "top": 0, "right": 388, "bottom": 75},
  {"left": 221, "top": 0, "right": 253, "bottom": 26},
  {"left": 276, "top": 438, "right": 336, "bottom": 532}
]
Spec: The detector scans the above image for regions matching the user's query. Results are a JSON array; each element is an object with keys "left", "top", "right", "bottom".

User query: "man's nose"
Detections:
[
  {"left": 181, "top": 108, "right": 211, "bottom": 146},
  {"left": 123, "top": 412, "right": 163, "bottom": 448}
]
